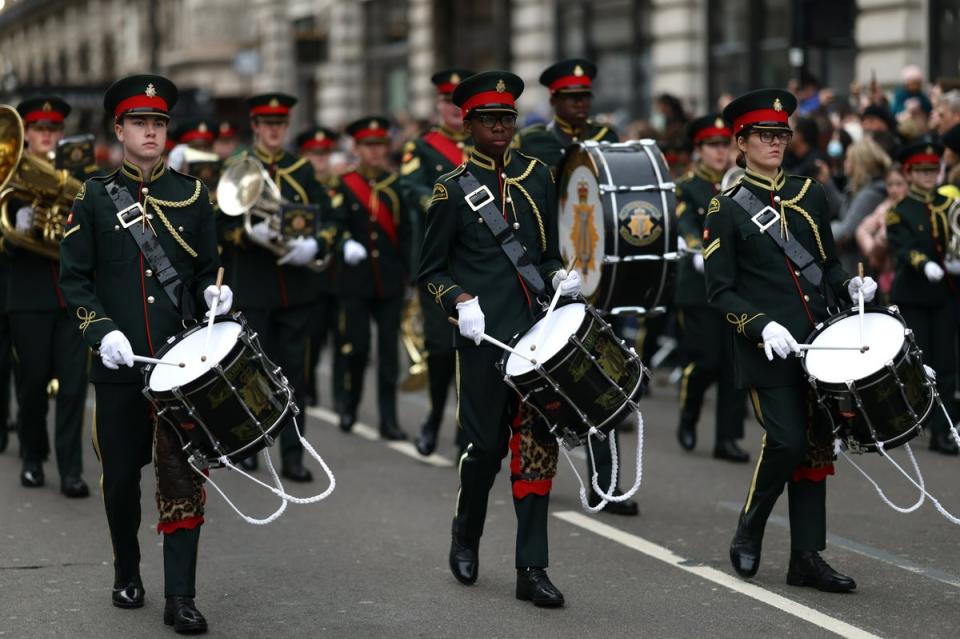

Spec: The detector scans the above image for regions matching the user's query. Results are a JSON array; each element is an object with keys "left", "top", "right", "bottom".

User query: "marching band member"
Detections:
[
  {"left": 885, "top": 141, "right": 960, "bottom": 455},
  {"left": 674, "top": 114, "right": 749, "bottom": 464},
  {"left": 330, "top": 117, "right": 410, "bottom": 441},
  {"left": 59, "top": 74, "right": 228, "bottom": 633},
  {"left": 703, "top": 89, "right": 876, "bottom": 592},
  {"left": 213, "top": 121, "right": 240, "bottom": 160},
  {"left": 9, "top": 96, "right": 93, "bottom": 496},
  {"left": 419, "top": 71, "right": 575, "bottom": 607},
  {"left": 400, "top": 68, "right": 474, "bottom": 455}
]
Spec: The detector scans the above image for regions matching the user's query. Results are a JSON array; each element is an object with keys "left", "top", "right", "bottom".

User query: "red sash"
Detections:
[
  {"left": 341, "top": 171, "right": 398, "bottom": 244},
  {"left": 423, "top": 131, "right": 465, "bottom": 168}
]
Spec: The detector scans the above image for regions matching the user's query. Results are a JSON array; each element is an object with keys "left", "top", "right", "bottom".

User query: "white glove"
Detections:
[
  {"left": 924, "top": 365, "right": 937, "bottom": 381},
  {"left": 248, "top": 221, "right": 278, "bottom": 244},
  {"left": 847, "top": 276, "right": 877, "bottom": 303},
  {"left": 277, "top": 237, "right": 319, "bottom": 266},
  {"left": 99, "top": 330, "right": 134, "bottom": 370},
  {"left": 924, "top": 261, "right": 945, "bottom": 282},
  {"left": 203, "top": 283, "right": 233, "bottom": 317},
  {"left": 945, "top": 258, "right": 960, "bottom": 275},
  {"left": 677, "top": 235, "right": 689, "bottom": 253},
  {"left": 343, "top": 239, "right": 368, "bottom": 265},
  {"left": 15, "top": 206, "right": 33, "bottom": 233},
  {"left": 456, "top": 296, "right": 485, "bottom": 346},
  {"left": 551, "top": 268, "right": 582, "bottom": 297},
  {"left": 761, "top": 321, "right": 800, "bottom": 362},
  {"left": 692, "top": 253, "right": 705, "bottom": 274}
]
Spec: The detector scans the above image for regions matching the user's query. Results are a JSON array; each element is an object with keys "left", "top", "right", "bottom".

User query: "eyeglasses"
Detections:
[
  {"left": 754, "top": 131, "right": 793, "bottom": 145},
  {"left": 473, "top": 113, "right": 517, "bottom": 129}
]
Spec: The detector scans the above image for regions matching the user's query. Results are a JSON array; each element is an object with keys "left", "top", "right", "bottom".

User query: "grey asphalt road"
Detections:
[{"left": 2, "top": 356, "right": 960, "bottom": 639}]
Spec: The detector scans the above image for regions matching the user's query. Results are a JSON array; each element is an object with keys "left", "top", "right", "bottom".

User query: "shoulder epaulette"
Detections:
[
  {"left": 438, "top": 163, "right": 467, "bottom": 183},
  {"left": 519, "top": 123, "right": 547, "bottom": 136},
  {"left": 278, "top": 157, "right": 309, "bottom": 174},
  {"left": 91, "top": 168, "right": 120, "bottom": 182},
  {"left": 515, "top": 151, "right": 548, "bottom": 169}
]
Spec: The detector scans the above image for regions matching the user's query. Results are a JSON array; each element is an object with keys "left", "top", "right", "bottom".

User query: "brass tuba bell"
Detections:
[
  {"left": 0, "top": 105, "right": 82, "bottom": 260},
  {"left": 398, "top": 294, "right": 428, "bottom": 392},
  {"left": 948, "top": 198, "right": 960, "bottom": 262}
]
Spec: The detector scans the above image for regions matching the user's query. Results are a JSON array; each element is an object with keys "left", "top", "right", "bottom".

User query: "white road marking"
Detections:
[
  {"left": 554, "top": 511, "right": 882, "bottom": 639},
  {"left": 305, "top": 406, "right": 453, "bottom": 467}
]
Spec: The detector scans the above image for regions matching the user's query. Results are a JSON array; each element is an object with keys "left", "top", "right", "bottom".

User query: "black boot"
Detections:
[
  {"left": 929, "top": 431, "right": 959, "bottom": 455},
  {"left": 281, "top": 462, "right": 313, "bottom": 483},
  {"left": 112, "top": 575, "right": 145, "bottom": 609},
  {"left": 588, "top": 492, "right": 639, "bottom": 516},
  {"left": 729, "top": 515, "right": 763, "bottom": 578},
  {"left": 379, "top": 419, "right": 407, "bottom": 441},
  {"left": 714, "top": 439, "right": 750, "bottom": 463},
  {"left": 238, "top": 455, "right": 258, "bottom": 471},
  {"left": 60, "top": 475, "right": 90, "bottom": 498},
  {"left": 786, "top": 551, "right": 856, "bottom": 592},
  {"left": 20, "top": 461, "right": 44, "bottom": 488},
  {"left": 415, "top": 418, "right": 439, "bottom": 456},
  {"left": 0, "top": 421, "right": 7, "bottom": 453},
  {"left": 164, "top": 597, "right": 208, "bottom": 634},
  {"left": 449, "top": 521, "right": 478, "bottom": 585},
  {"left": 338, "top": 410, "right": 355, "bottom": 433},
  {"left": 676, "top": 422, "right": 696, "bottom": 451},
  {"left": 516, "top": 568, "right": 564, "bottom": 607}
]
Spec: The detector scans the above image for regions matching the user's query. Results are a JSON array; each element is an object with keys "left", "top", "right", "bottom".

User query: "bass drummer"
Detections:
[
  {"left": 702, "top": 89, "right": 877, "bottom": 592},
  {"left": 59, "top": 74, "right": 230, "bottom": 633}
]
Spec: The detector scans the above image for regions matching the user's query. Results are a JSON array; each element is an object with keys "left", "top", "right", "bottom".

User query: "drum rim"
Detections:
[{"left": 838, "top": 385, "right": 936, "bottom": 453}]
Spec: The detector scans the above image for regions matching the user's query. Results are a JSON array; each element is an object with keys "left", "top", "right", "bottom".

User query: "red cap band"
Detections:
[
  {"left": 180, "top": 130, "right": 215, "bottom": 144},
  {"left": 693, "top": 126, "right": 732, "bottom": 144},
  {"left": 114, "top": 94, "right": 169, "bottom": 119},
  {"left": 353, "top": 128, "right": 389, "bottom": 142},
  {"left": 903, "top": 153, "right": 941, "bottom": 169},
  {"left": 732, "top": 109, "right": 789, "bottom": 134},
  {"left": 436, "top": 82, "right": 456, "bottom": 95},
  {"left": 548, "top": 75, "right": 593, "bottom": 93},
  {"left": 301, "top": 137, "right": 336, "bottom": 151},
  {"left": 250, "top": 105, "right": 291, "bottom": 117},
  {"left": 461, "top": 91, "right": 516, "bottom": 117},
  {"left": 24, "top": 110, "right": 65, "bottom": 124}
]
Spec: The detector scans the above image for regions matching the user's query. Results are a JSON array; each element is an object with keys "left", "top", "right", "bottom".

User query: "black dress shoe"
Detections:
[
  {"left": 415, "top": 421, "right": 438, "bottom": 456},
  {"left": 729, "top": 518, "right": 762, "bottom": 578},
  {"left": 930, "top": 431, "right": 960, "bottom": 455},
  {"left": 379, "top": 422, "right": 407, "bottom": 441},
  {"left": 281, "top": 463, "right": 313, "bottom": 483},
  {"left": 338, "top": 411, "right": 355, "bottom": 433},
  {"left": 588, "top": 492, "right": 639, "bottom": 516},
  {"left": 677, "top": 424, "right": 696, "bottom": 451},
  {"left": 112, "top": 576, "right": 145, "bottom": 608},
  {"left": 20, "top": 462, "right": 44, "bottom": 488},
  {"left": 449, "top": 525, "right": 478, "bottom": 585},
  {"left": 163, "top": 596, "right": 208, "bottom": 634},
  {"left": 516, "top": 568, "right": 565, "bottom": 607},
  {"left": 786, "top": 551, "right": 856, "bottom": 592},
  {"left": 60, "top": 475, "right": 90, "bottom": 498},
  {"left": 238, "top": 455, "right": 258, "bottom": 471},
  {"left": 714, "top": 439, "right": 750, "bottom": 463},
  {"left": 0, "top": 422, "right": 7, "bottom": 453}
]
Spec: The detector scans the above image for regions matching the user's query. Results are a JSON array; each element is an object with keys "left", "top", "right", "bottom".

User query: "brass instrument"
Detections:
[
  {"left": 0, "top": 105, "right": 82, "bottom": 260},
  {"left": 948, "top": 198, "right": 960, "bottom": 261},
  {"left": 399, "top": 294, "right": 427, "bottom": 392},
  {"left": 216, "top": 156, "right": 328, "bottom": 272},
  {"left": 720, "top": 166, "right": 745, "bottom": 192},
  {"left": 182, "top": 147, "right": 222, "bottom": 200}
]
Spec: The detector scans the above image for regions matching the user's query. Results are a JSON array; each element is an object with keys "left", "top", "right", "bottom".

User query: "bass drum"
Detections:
[{"left": 557, "top": 139, "right": 678, "bottom": 315}]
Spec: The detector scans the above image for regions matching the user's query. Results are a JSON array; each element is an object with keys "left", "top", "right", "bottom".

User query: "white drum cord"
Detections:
[{"left": 189, "top": 416, "right": 336, "bottom": 525}]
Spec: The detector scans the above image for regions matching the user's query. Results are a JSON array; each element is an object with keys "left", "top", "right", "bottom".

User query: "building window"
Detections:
[
  {"left": 931, "top": 0, "right": 960, "bottom": 81},
  {"left": 708, "top": 0, "right": 790, "bottom": 103},
  {"left": 433, "top": 1, "right": 511, "bottom": 70},
  {"left": 363, "top": 0, "right": 410, "bottom": 113}
]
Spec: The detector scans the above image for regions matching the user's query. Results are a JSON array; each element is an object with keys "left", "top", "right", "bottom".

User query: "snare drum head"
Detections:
[
  {"left": 148, "top": 321, "right": 243, "bottom": 392},
  {"left": 804, "top": 312, "right": 905, "bottom": 384},
  {"left": 505, "top": 303, "right": 586, "bottom": 376}
]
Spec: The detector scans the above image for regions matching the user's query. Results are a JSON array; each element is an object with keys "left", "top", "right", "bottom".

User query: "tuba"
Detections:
[
  {"left": 0, "top": 105, "right": 82, "bottom": 260},
  {"left": 398, "top": 294, "right": 427, "bottom": 392},
  {"left": 216, "top": 156, "right": 328, "bottom": 272},
  {"left": 948, "top": 198, "right": 960, "bottom": 262},
  {"left": 720, "top": 166, "right": 745, "bottom": 192}
]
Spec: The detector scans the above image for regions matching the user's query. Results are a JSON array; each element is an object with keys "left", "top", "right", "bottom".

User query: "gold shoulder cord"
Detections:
[
  {"left": 780, "top": 178, "right": 826, "bottom": 260},
  {"left": 145, "top": 180, "right": 201, "bottom": 258},
  {"left": 504, "top": 159, "right": 546, "bottom": 251}
]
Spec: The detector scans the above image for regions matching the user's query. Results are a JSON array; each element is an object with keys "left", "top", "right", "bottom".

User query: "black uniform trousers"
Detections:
[
  {"left": 338, "top": 295, "right": 402, "bottom": 426},
  {"left": 307, "top": 290, "right": 345, "bottom": 409},
  {"left": 93, "top": 383, "right": 201, "bottom": 597},
  {"left": 741, "top": 385, "right": 826, "bottom": 552},
  {"left": 11, "top": 309, "right": 87, "bottom": 478},
  {"left": 455, "top": 345, "right": 549, "bottom": 568},
  {"left": 677, "top": 307, "right": 746, "bottom": 441},
  {"left": 900, "top": 303, "right": 958, "bottom": 437},
  {"left": 243, "top": 305, "right": 311, "bottom": 466},
  {"left": 0, "top": 307, "right": 13, "bottom": 444}
]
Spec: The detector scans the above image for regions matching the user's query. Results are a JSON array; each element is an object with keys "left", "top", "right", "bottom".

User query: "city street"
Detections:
[{"left": 2, "top": 359, "right": 960, "bottom": 639}]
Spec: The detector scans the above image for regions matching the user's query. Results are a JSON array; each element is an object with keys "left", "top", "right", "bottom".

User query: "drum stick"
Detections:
[
  {"left": 531, "top": 255, "right": 578, "bottom": 353},
  {"left": 132, "top": 354, "right": 185, "bottom": 368},
  {"left": 447, "top": 317, "right": 537, "bottom": 364},
  {"left": 857, "top": 262, "right": 866, "bottom": 353},
  {"left": 755, "top": 343, "right": 869, "bottom": 352},
  {"left": 201, "top": 267, "right": 225, "bottom": 363}
]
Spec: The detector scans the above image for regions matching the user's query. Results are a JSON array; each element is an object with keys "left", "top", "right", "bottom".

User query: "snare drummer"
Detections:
[
  {"left": 418, "top": 71, "right": 575, "bottom": 607},
  {"left": 59, "top": 74, "right": 230, "bottom": 633},
  {"left": 703, "top": 89, "right": 877, "bottom": 592}
]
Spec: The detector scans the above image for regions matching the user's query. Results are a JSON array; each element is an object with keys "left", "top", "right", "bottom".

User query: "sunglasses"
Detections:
[{"left": 472, "top": 113, "right": 518, "bottom": 129}]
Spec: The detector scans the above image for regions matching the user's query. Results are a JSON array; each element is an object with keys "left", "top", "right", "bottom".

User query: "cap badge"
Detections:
[
  {"left": 315, "top": 131, "right": 325, "bottom": 141},
  {"left": 927, "top": 145, "right": 934, "bottom": 155},
  {"left": 369, "top": 120, "right": 379, "bottom": 130},
  {"left": 496, "top": 79, "right": 506, "bottom": 94},
  {"left": 198, "top": 122, "right": 208, "bottom": 133},
  {"left": 145, "top": 83, "right": 157, "bottom": 98},
  {"left": 573, "top": 64, "right": 584, "bottom": 77},
  {"left": 714, "top": 117, "right": 724, "bottom": 129},
  {"left": 220, "top": 122, "right": 230, "bottom": 132},
  {"left": 773, "top": 98, "right": 783, "bottom": 112},
  {"left": 451, "top": 72, "right": 461, "bottom": 84},
  {"left": 42, "top": 101, "right": 52, "bottom": 111},
  {"left": 269, "top": 98, "right": 279, "bottom": 107}
]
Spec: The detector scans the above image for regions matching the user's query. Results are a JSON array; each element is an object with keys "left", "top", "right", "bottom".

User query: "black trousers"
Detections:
[
  {"left": 338, "top": 295, "right": 402, "bottom": 426},
  {"left": 454, "top": 345, "right": 549, "bottom": 568},
  {"left": 900, "top": 303, "right": 957, "bottom": 437},
  {"left": 677, "top": 307, "right": 746, "bottom": 441},
  {"left": 423, "top": 350, "right": 460, "bottom": 440},
  {"left": 0, "top": 308, "right": 13, "bottom": 431},
  {"left": 306, "top": 290, "right": 343, "bottom": 407},
  {"left": 741, "top": 386, "right": 826, "bottom": 551},
  {"left": 93, "top": 383, "right": 202, "bottom": 596},
  {"left": 11, "top": 309, "right": 87, "bottom": 477},
  {"left": 243, "top": 305, "right": 311, "bottom": 466}
]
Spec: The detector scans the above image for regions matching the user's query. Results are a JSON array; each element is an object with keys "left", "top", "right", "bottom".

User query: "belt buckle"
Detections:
[
  {"left": 464, "top": 185, "right": 495, "bottom": 212},
  {"left": 751, "top": 206, "right": 780, "bottom": 233},
  {"left": 116, "top": 202, "right": 145, "bottom": 228}
]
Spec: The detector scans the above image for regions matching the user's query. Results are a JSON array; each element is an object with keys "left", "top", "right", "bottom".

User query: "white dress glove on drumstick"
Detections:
[
  {"left": 456, "top": 297, "right": 485, "bottom": 345},
  {"left": 100, "top": 330, "right": 134, "bottom": 370},
  {"left": 761, "top": 321, "right": 800, "bottom": 361},
  {"left": 551, "top": 269, "right": 582, "bottom": 297},
  {"left": 203, "top": 284, "right": 233, "bottom": 317},
  {"left": 847, "top": 275, "right": 877, "bottom": 303}
]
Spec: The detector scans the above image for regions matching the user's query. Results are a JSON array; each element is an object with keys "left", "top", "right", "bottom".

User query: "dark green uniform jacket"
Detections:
[
  {"left": 703, "top": 169, "right": 851, "bottom": 389},
  {"left": 329, "top": 167, "right": 411, "bottom": 300},
  {"left": 886, "top": 186, "right": 957, "bottom": 307},
  {"left": 59, "top": 159, "right": 220, "bottom": 384},
  {"left": 516, "top": 116, "right": 618, "bottom": 168},
  {"left": 417, "top": 147, "right": 563, "bottom": 347},
  {"left": 218, "top": 146, "right": 331, "bottom": 309},
  {"left": 674, "top": 165, "right": 724, "bottom": 308}
]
